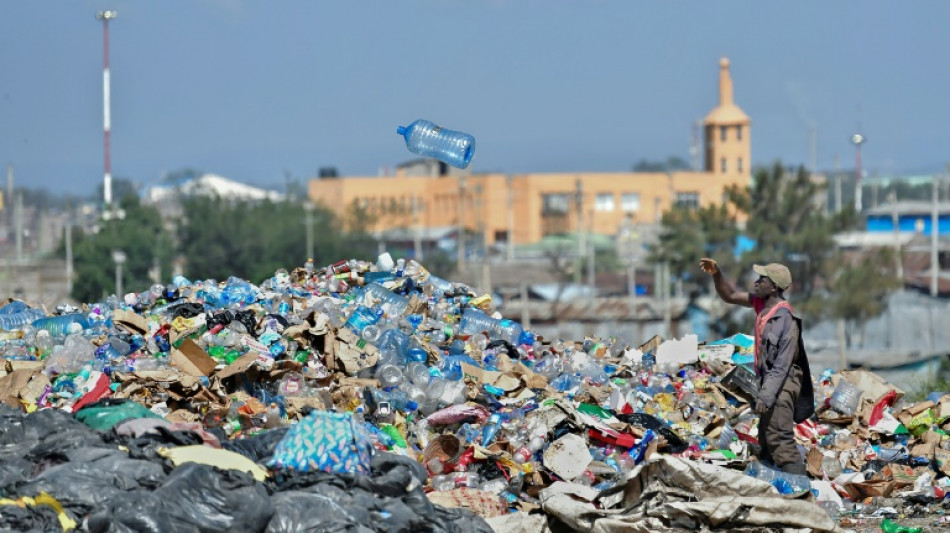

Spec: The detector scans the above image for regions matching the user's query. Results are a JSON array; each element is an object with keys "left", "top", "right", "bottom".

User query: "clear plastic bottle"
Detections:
[
  {"left": 360, "top": 283, "right": 410, "bottom": 317},
  {"left": 396, "top": 119, "right": 475, "bottom": 169},
  {"left": 32, "top": 313, "right": 88, "bottom": 338},
  {"left": 458, "top": 308, "right": 524, "bottom": 345},
  {"left": 0, "top": 307, "right": 46, "bottom": 331},
  {"left": 744, "top": 461, "right": 811, "bottom": 493},
  {"left": 346, "top": 305, "right": 381, "bottom": 333}
]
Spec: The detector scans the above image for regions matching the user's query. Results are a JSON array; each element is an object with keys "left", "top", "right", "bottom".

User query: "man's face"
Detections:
[{"left": 753, "top": 275, "right": 777, "bottom": 298}]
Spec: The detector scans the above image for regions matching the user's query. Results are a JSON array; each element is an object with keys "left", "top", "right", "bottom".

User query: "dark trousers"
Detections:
[{"left": 757, "top": 365, "right": 806, "bottom": 475}]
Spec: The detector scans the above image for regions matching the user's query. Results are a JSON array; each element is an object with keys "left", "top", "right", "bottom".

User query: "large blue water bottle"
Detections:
[{"left": 396, "top": 119, "right": 475, "bottom": 169}]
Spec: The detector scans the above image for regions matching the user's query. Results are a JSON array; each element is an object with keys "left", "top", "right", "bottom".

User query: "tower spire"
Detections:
[{"left": 718, "top": 57, "right": 733, "bottom": 106}]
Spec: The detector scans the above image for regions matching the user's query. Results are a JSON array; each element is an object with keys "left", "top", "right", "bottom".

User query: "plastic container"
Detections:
[
  {"left": 0, "top": 306, "right": 45, "bottom": 332},
  {"left": 360, "top": 283, "right": 410, "bottom": 316},
  {"left": 345, "top": 306, "right": 381, "bottom": 334},
  {"left": 744, "top": 461, "right": 811, "bottom": 494},
  {"left": 396, "top": 119, "right": 475, "bottom": 169},
  {"left": 458, "top": 308, "right": 524, "bottom": 345},
  {"left": 829, "top": 380, "right": 863, "bottom": 415}
]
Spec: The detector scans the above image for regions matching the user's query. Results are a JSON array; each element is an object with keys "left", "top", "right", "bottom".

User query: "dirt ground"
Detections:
[{"left": 838, "top": 514, "right": 950, "bottom": 532}]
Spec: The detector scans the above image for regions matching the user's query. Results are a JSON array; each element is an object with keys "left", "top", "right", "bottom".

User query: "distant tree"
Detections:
[
  {"left": 177, "top": 196, "right": 378, "bottom": 283},
  {"left": 67, "top": 199, "right": 174, "bottom": 303},
  {"left": 633, "top": 156, "right": 692, "bottom": 172},
  {"left": 95, "top": 177, "right": 139, "bottom": 206},
  {"left": 827, "top": 248, "right": 901, "bottom": 347},
  {"left": 727, "top": 163, "right": 857, "bottom": 301},
  {"left": 650, "top": 202, "right": 739, "bottom": 289}
]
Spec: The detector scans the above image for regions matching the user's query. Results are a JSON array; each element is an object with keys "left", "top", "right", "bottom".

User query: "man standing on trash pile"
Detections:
[{"left": 699, "top": 258, "right": 815, "bottom": 476}]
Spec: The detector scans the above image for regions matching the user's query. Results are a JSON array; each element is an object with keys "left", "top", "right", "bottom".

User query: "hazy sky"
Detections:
[{"left": 1, "top": 1, "right": 948, "bottom": 195}]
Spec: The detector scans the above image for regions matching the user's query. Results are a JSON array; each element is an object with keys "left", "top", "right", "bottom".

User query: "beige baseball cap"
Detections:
[{"left": 753, "top": 263, "right": 792, "bottom": 290}]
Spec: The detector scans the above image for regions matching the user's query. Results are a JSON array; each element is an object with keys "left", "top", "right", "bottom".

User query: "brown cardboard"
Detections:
[
  {"left": 113, "top": 308, "right": 148, "bottom": 335},
  {"left": 638, "top": 334, "right": 663, "bottom": 356},
  {"left": 460, "top": 362, "right": 521, "bottom": 392},
  {"left": 844, "top": 479, "right": 895, "bottom": 499},
  {"left": 935, "top": 448, "right": 950, "bottom": 476},
  {"left": 20, "top": 373, "right": 50, "bottom": 404},
  {"left": 215, "top": 353, "right": 260, "bottom": 380},
  {"left": 333, "top": 328, "right": 380, "bottom": 375},
  {"left": 882, "top": 464, "right": 917, "bottom": 488},
  {"left": 910, "top": 430, "right": 940, "bottom": 459},
  {"left": 0, "top": 368, "right": 42, "bottom": 408},
  {"left": 806, "top": 447, "right": 824, "bottom": 478},
  {"left": 177, "top": 339, "right": 217, "bottom": 376},
  {"left": 839, "top": 370, "right": 904, "bottom": 403}
]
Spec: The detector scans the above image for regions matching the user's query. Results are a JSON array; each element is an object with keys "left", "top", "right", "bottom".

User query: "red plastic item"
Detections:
[
  {"left": 869, "top": 390, "right": 898, "bottom": 427},
  {"left": 71, "top": 374, "right": 112, "bottom": 413},
  {"left": 587, "top": 427, "right": 635, "bottom": 448}
]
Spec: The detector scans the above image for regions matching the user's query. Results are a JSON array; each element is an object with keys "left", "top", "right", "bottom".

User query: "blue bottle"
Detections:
[
  {"left": 482, "top": 414, "right": 502, "bottom": 445},
  {"left": 396, "top": 119, "right": 475, "bottom": 169}
]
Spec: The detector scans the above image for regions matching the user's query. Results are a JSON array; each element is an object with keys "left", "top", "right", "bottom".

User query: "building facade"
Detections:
[{"left": 307, "top": 58, "right": 751, "bottom": 248}]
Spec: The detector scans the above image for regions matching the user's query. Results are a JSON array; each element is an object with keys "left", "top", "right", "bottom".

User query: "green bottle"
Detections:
[
  {"left": 880, "top": 519, "right": 923, "bottom": 533},
  {"left": 207, "top": 346, "right": 227, "bottom": 360}
]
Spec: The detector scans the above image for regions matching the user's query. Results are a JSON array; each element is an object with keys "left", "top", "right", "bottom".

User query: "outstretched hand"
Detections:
[{"left": 699, "top": 258, "right": 719, "bottom": 276}]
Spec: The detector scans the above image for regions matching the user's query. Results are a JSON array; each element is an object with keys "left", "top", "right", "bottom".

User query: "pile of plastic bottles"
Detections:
[{"left": 2, "top": 252, "right": 949, "bottom": 526}]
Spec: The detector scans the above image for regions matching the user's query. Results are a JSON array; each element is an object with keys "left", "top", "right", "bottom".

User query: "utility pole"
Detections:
[
  {"left": 586, "top": 210, "right": 595, "bottom": 290},
  {"left": 575, "top": 178, "right": 585, "bottom": 285},
  {"left": 412, "top": 195, "right": 423, "bottom": 261},
  {"left": 931, "top": 174, "right": 939, "bottom": 297},
  {"left": 457, "top": 175, "right": 467, "bottom": 270},
  {"left": 65, "top": 209, "right": 74, "bottom": 298},
  {"left": 506, "top": 174, "right": 514, "bottom": 262},
  {"left": 15, "top": 192, "right": 23, "bottom": 263},
  {"left": 808, "top": 123, "right": 818, "bottom": 175},
  {"left": 662, "top": 261, "right": 672, "bottom": 338},
  {"left": 851, "top": 133, "right": 865, "bottom": 212},
  {"left": 890, "top": 192, "right": 902, "bottom": 281},
  {"left": 834, "top": 153, "right": 842, "bottom": 213},
  {"left": 304, "top": 202, "right": 314, "bottom": 262}
]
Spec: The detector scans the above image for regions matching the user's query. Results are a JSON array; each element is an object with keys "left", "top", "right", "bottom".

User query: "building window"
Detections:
[
  {"left": 737, "top": 157, "right": 743, "bottom": 173},
  {"left": 494, "top": 230, "right": 509, "bottom": 242},
  {"left": 736, "top": 125, "right": 742, "bottom": 140},
  {"left": 720, "top": 157, "right": 727, "bottom": 172},
  {"left": 621, "top": 193, "right": 641, "bottom": 212},
  {"left": 676, "top": 192, "right": 700, "bottom": 209},
  {"left": 542, "top": 193, "right": 570, "bottom": 215},
  {"left": 595, "top": 193, "right": 615, "bottom": 212},
  {"left": 720, "top": 126, "right": 727, "bottom": 142}
]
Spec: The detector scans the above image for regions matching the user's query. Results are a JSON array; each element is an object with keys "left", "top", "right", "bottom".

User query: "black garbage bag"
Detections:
[
  {"left": 0, "top": 500, "right": 66, "bottom": 532},
  {"left": 0, "top": 405, "right": 105, "bottom": 466},
  {"left": 14, "top": 447, "right": 167, "bottom": 517},
  {"left": 221, "top": 426, "right": 289, "bottom": 463},
  {"left": 268, "top": 453, "right": 493, "bottom": 533},
  {"left": 265, "top": 491, "right": 375, "bottom": 533},
  {"left": 87, "top": 463, "right": 272, "bottom": 533}
]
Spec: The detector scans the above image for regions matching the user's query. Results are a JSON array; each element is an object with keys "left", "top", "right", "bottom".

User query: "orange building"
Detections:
[{"left": 308, "top": 57, "right": 751, "bottom": 248}]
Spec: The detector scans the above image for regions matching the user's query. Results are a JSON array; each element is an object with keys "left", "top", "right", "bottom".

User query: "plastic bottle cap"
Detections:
[
  {"left": 396, "top": 126, "right": 407, "bottom": 136},
  {"left": 407, "top": 401, "right": 419, "bottom": 411}
]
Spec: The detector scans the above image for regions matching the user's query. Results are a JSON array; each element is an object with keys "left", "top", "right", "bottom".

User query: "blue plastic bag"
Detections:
[{"left": 267, "top": 410, "right": 374, "bottom": 475}]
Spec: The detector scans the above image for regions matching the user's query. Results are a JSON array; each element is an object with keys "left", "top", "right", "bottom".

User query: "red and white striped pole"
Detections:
[{"left": 96, "top": 10, "right": 117, "bottom": 209}]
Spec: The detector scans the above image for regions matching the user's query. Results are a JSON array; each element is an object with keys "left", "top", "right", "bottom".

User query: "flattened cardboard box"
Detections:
[{"left": 170, "top": 339, "right": 217, "bottom": 377}]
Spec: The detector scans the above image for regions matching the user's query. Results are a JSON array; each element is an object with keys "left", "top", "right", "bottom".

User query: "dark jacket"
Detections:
[{"left": 757, "top": 307, "right": 815, "bottom": 423}]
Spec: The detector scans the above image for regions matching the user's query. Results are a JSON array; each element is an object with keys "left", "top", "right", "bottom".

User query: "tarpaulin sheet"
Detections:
[{"left": 539, "top": 455, "right": 843, "bottom": 533}]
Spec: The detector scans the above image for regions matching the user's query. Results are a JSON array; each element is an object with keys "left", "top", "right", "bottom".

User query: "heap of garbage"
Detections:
[{"left": 0, "top": 254, "right": 944, "bottom": 532}]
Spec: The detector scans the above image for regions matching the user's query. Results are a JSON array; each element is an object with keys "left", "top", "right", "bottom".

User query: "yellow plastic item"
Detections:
[
  {"left": 0, "top": 492, "right": 77, "bottom": 531},
  {"left": 470, "top": 295, "right": 493, "bottom": 310},
  {"left": 158, "top": 445, "right": 269, "bottom": 481}
]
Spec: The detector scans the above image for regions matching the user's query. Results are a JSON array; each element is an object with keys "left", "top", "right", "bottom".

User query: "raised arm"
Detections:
[{"left": 699, "top": 258, "right": 752, "bottom": 308}]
